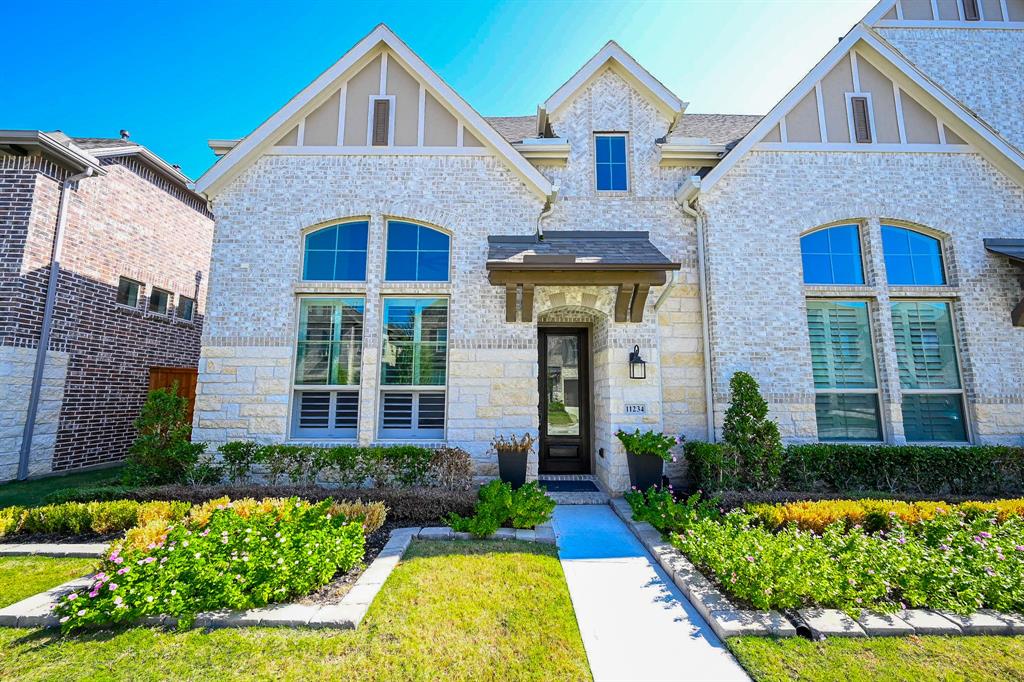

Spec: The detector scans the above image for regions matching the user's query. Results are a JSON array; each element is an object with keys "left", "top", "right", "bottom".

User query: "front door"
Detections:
[{"left": 539, "top": 328, "right": 590, "bottom": 474}]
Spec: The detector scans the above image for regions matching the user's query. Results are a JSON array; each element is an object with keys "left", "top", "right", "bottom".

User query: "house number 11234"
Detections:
[{"left": 624, "top": 403, "right": 647, "bottom": 414}]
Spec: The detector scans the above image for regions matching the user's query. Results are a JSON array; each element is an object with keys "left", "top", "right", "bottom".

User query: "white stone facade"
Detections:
[
  {"left": 197, "top": 19, "right": 1024, "bottom": 492},
  {"left": 0, "top": 347, "right": 69, "bottom": 481}
]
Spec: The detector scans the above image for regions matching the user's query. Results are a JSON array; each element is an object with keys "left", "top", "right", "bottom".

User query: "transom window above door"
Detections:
[
  {"left": 881, "top": 225, "right": 946, "bottom": 286},
  {"left": 800, "top": 225, "right": 864, "bottom": 285},
  {"left": 302, "top": 221, "right": 369, "bottom": 281},
  {"left": 385, "top": 221, "right": 451, "bottom": 282},
  {"left": 595, "top": 134, "right": 628, "bottom": 192}
]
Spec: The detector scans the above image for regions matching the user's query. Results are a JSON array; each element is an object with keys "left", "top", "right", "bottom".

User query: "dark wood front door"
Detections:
[{"left": 539, "top": 328, "right": 590, "bottom": 474}]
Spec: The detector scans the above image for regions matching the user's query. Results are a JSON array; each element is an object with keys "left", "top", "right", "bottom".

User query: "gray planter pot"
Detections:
[{"left": 627, "top": 452, "right": 664, "bottom": 490}]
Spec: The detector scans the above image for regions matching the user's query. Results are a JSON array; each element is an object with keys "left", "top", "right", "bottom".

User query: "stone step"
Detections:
[{"left": 547, "top": 491, "right": 610, "bottom": 505}]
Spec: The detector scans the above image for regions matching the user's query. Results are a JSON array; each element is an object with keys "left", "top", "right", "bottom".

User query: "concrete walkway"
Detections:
[{"left": 552, "top": 505, "right": 749, "bottom": 682}]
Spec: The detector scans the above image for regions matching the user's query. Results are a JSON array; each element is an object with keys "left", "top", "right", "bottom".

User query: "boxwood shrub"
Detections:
[
  {"left": 54, "top": 497, "right": 365, "bottom": 631},
  {"left": 685, "top": 441, "right": 1024, "bottom": 495},
  {"left": 0, "top": 500, "right": 191, "bottom": 538}
]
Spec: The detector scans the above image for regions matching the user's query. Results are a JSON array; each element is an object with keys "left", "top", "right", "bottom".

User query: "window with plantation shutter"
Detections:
[
  {"left": 891, "top": 301, "right": 967, "bottom": 441},
  {"left": 291, "top": 297, "right": 364, "bottom": 438},
  {"left": 806, "top": 301, "right": 882, "bottom": 441},
  {"left": 371, "top": 98, "right": 391, "bottom": 146},
  {"left": 850, "top": 96, "right": 872, "bottom": 143},
  {"left": 379, "top": 297, "right": 448, "bottom": 439}
]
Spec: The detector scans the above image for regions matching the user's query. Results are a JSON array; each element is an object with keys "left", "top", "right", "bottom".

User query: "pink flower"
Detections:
[
  {"left": 200, "top": 529, "right": 210, "bottom": 537},
  {"left": 1015, "top": 545, "right": 1024, "bottom": 552},
  {"left": 88, "top": 590, "right": 99, "bottom": 598},
  {"left": 108, "top": 583, "right": 118, "bottom": 592},
  {"left": 979, "top": 531, "right": 992, "bottom": 539},
  {"left": 67, "top": 593, "right": 78, "bottom": 601},
  {"left": 59, "top": 616, "right": 69, "bottom": 624},
  {"left": 117, "top": 567, "right": 130, "bottom": 575},
  {"left": 143, "top": 557, "right": 157, "bottom": 564},
  {"left": 745, "top": 556, "right": 755, "bottom": 563},
  {"left": 77, "top": 609, "right": 86, "bottom": 616},
  {"left": 113, "top": 596, "right": 123, "bottom": 606},
  {"left": 112, "top": 556, "right": 124, "bottom": 565}
]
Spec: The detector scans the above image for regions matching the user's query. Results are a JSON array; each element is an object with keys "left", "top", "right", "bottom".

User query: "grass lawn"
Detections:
[
  {"left": 0, "top": 539, "right": 591, "bottom": 681},
  {"left": 0, "top": 467, "right": 123, "bottom": 508},
  {"left": 0, "top": 557, "right": 96, "bottom": 608},
  {"left": 729, "top": 634, "right": 1024, "bottom": 682}
]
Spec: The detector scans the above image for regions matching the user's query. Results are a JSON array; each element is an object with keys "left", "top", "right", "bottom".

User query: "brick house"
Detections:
[
  {"left": 193, "top": 0, "right": 1024, "bottom": 493},
  {"left": 0, "top": 131, "right": 213, "bottom": 481}
]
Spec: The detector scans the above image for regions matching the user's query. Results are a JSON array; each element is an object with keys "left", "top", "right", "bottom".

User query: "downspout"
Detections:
[
  {"left": 676, "top": 176, "right": 716, "bottom": 442},
  {"left": 536, "top": 185, "right": 558, "bottom": 240},
  {"left": 17, "top": 167, "right": 94, "bottom": 480}
]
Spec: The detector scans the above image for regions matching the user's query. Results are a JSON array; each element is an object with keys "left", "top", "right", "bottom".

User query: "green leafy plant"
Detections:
[
  {"left": 446, "top": 481, "right": 555, "bottom": 538},
  {"left": 54, "top": 497, "right": 365, "bottom": 632},
  {"left": 722, "top": 372, "right": 783, "bottom": 490},
  {"left": 625, "top": 487, "right": 721, "bottom": 532},
  {"left": 615, "top": 429, "right": 678, "bottom": 463},
  {"left": 217, "top": 441, "right": 262, "bottom": 485},
  {"left": 123, "top": 386, "right": 207, "bottom": 486}
]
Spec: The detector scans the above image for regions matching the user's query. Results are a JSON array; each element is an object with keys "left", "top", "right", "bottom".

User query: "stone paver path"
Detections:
[{"left": 552, "top": 505, "right": 749, "bottom": 682}]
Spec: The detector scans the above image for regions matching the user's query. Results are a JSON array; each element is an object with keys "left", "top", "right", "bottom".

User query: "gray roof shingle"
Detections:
[
  {"left": 484, "top": 116, "right": 537, "bottom": 144},
  {"left": 69, "top": 137, "right": 135, "bottom": 150},
  {"left": 487, "top": 231, "right": 678, "bottom": 269}
]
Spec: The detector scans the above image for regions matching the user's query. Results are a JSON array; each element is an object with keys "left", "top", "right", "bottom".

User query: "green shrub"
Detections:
[
  {"left": 0, "top": 506, "right": 24, "bottom": 537},
  {"left": 625, "top": 487, "right": 720, "bottom": 531},
  {"left": 217, "top": 441, "right": 262, "bottom": 485},
  {"left": 0, "top": 499, "right": 191, "bottom": 538},
  {"left": 446, "top": 481, "right": 555, "bottom": 538},
  {"left": 54, "top": 497, "right": 365, "bottom": 631},
  {"left": 615, "top": 429, "right": 678, "bottom": 463},
  {"left": 45, "top": 485, "right": 140, "bottom": 505},
  {"left": 686, "top": 441, "right": 1024, "bottom": 496},
  {"left": 722, "top": 372, "right": 783, "bottom": 490},
  {"left": 123, "top": 387, "right": 208, "bottom": 486}
]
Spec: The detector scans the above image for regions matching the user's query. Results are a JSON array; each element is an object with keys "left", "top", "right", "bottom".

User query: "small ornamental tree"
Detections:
[
  {"left": 722, "top": 371, "right": 783, "bottom": 490},
  {"left": 123, "top": 385, "right": 208, "bottom": 486}
]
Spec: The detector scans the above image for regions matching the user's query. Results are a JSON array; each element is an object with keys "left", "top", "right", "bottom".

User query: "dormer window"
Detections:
[{"left": 595, "top": 133, "right": 628, "bottom": 191}]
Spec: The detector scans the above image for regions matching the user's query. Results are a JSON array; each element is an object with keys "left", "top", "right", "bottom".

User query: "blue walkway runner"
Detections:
[{"left": 552, "top": 505, "right": 750, "bottom": 682}]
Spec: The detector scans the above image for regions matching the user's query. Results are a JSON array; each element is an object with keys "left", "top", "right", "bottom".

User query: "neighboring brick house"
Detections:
[
  {"left": 193, "top": 1, "right": 1024, "bottom": 493},
  {"left": 0, "top": 131, "right": 213, "bottom": 481}
]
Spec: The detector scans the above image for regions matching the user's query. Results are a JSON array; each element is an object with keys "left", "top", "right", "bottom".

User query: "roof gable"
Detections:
[
  {"left": 695, "top": 24, "right": 1024, "bottom": 193},
  {"left": 196, "top": 25, "right": 553, "bottom": 199},
  {"left": 543, "top": 41, "right": 686, "bottom": 122}
]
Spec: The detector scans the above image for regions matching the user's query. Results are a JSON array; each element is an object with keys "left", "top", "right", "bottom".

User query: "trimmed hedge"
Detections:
[
  {"left": 40, "top": 484, "right": 476, "bottom": 527},
  {"left": 0, "top": 500, "right": 191, "bottom": 538},
  {"left": 686, "top": 441, "right": 1024, "bottom": 495}
]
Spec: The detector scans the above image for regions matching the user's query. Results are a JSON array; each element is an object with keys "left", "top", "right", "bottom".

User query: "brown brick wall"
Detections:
[{"left": 0, "top": 153, "right": 214, "bottom": 471}]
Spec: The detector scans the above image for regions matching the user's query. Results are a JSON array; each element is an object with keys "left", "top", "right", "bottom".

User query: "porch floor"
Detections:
[{"left": 551, "top": 505, "right": 749, "bottom": 682}]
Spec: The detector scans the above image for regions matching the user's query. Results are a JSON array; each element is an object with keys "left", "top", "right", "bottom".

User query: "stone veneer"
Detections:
[
  {"left": 699, "top": 150, "right": 1024, "bottom": 443},
  {"left": 0, "top": 347, "right": 68, "bottom": 480},
  {"left": 195, "top": 67, "right": 707, "bottom": 492}
]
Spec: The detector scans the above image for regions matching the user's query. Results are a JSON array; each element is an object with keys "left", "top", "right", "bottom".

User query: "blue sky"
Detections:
[{"left": 3, "top": 0, "right": 876, "bottom": 179}]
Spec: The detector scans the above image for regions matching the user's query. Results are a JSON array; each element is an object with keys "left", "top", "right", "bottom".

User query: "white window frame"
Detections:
[
  {"left": 116, "top": 276, "right": 143, "bottom": 309},
  {"left": 806, "top": 298, "right": 886, "bottom": 443},
  {"left": 289, "top": 295, "right": 365, "bottom": 441},
  {"left": 845, "top": 92, "right": 876, "bottom": 144},
  {"left": 148, "top": 286, "right": 172, "bottom": 315},
  {"left": 367, "top": 95, "right": 396, "bottom": 147},
  {"left": 594, "top": 132, "right": 630, "bottom": 193},
  {"left": 377, "top": 295, "right": 450, "bottom": 441}
]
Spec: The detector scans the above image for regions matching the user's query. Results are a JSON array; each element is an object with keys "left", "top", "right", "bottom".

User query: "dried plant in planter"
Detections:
[{"left": 491, "top": 433, "right": 535, "bottom": 455}]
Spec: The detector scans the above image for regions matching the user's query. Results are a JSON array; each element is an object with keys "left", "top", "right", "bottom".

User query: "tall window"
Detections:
[
  {"left": 881, "top": 226, "right": 945, "bottom": 285},
  {"left": 806, "top": 300, "right": 882, "bottom": 441},
  {"left": 891, "top": 301, "right": 966, "bottom": 441},
  {"left": 303, "top": 221, "right": 369, "bottom": 281},
  {"left": 292, "top": 297, "right": 364, "bottom": 438},
  {"left": 800, "top": 225, "right": 864, "bottom": 285},
  {"left": 595, "top": 134, "right": 628, "bottom": 191},
  {"left": 379, "top": 297, "right": 448, "bottom": 439},
  {"left": 385, "top": 221, "right": 450, "bottom": 282}
]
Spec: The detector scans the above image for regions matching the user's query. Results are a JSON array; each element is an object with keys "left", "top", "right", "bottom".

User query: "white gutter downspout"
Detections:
[
  {"left": 17, "top": 167, "right": 94, "bottom": 480},
  {"left": 536, "top": 184, "right": 558, "bottom": 239},
  {"left": 675, "top": 176, "right": 716, "bottom": 442}
]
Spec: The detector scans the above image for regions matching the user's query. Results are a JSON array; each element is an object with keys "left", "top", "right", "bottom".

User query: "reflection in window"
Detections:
[
  {"left": 380, "top": 297, "right": 448, "bottom": 439},
  {"left": 891, "top": 301, "right": 966, "bottom": 441},
  {"left": 806, "top": 300, "right": 881, "bottom": 441},
  {"left": 881, "top": 226, "right": 945, "bottom": 285},
  {"left": 595, "top": 134, "right": 628, "bottom": 191},
  {"left": 385, "top": 221, "right": 450, "bottom": 282},
  {"left": 303, "top": 221, "right": 369, "bottom": 281},
  {"left": 800, "top": 225, "right": 864, "bottom": 285},
  {"left": 292, "top": 297, "right": 364, "bottom": 438}
]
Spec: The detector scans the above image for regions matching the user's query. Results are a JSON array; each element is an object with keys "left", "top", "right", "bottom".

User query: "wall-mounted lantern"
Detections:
[{"left": 628, "top": 345, "right": 646, "bottom": 380}]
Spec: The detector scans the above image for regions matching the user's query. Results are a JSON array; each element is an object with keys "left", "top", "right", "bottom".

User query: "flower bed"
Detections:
[
  {"left": 54, "top": 497, "right": 368, "bottom": 631},
  {"left": 627, "top": 489, "right": 1024, "bottom": 615}
]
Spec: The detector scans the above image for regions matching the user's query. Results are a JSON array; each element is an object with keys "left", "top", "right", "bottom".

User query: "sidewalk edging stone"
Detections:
[
  {"left": 609, "top": 496, "right": 1024, "bottom": 640},
  {"left": 0, "top": 524, "right": 557, "bottom": 630}
]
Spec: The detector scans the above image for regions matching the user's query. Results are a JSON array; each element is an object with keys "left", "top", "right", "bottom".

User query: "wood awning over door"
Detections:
[{"left": 486, "top": 231, "right": 681, "bottom": 323}]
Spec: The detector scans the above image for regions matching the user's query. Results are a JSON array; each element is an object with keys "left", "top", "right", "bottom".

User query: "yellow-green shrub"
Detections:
[
  {"left": 748, "top": 498, "right": 1024, "bottom": 533},
  {"left": 330, "top": 499, "right": 388, "bottom": 535}
]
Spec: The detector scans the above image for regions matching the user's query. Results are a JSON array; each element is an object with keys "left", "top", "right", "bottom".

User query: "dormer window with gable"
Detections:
[{"left": 595, "top": 133, "right": 628, "bottom": 192}]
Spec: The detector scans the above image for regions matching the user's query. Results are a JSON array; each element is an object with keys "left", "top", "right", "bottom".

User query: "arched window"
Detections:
[
  {"left": 800, "top": 225, "right": 864, "bottom": 285},
  {"left": 385, "top": 221, "right": 450, "bottom": 282},
  {"left": 302, "top": 221, "right": 369, "bottom": 281},
  {"left": 881, "top": 225, "right": 945, "bottom": 285}
]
